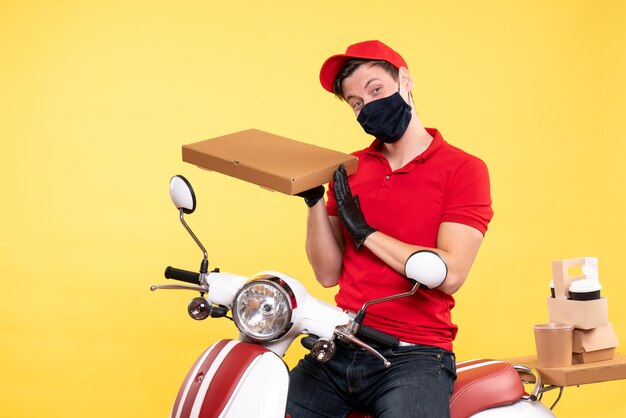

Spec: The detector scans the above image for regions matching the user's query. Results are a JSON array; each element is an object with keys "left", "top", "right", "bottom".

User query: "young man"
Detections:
[{"left": 289, "top": 40, "right": 493, "bottom": 418}]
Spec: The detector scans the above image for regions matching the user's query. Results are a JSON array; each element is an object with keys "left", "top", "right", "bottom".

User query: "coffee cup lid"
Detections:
[
  {"left": 569, "top": 278, "right": 601, "bottom": 292},
  {"left": 534, "top": 323, "right": 574, "bottom": 332}
]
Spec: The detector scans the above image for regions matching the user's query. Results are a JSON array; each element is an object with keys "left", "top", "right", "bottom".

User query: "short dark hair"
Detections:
[{"left": 333, "top": 59, "right": 400, "bottom": 101}]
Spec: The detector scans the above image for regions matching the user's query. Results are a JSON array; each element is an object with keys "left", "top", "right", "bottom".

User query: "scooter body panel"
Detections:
[
  {"left": 162, "top": 177, "right": 564, "bottom": 418},
  {"left": 471, "top": 399, "right": 556, "bottom": 417},
  {"left": 171, "top": 339, "right": 289, "bottom": 418}
]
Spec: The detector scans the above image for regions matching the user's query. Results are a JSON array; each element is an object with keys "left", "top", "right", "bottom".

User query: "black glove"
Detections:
[
  {"left": 333, "top": 164, "right": 377, "bottom": 249},
  {"left": 296, "top": 185, "right": 325, "bottom": 208}
]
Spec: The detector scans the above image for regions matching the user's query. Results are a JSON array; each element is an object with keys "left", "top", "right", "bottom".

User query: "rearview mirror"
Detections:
[
  {"left": 404, "top": 250, "right": 448, "bottom": 289},
  {"left": 169, "top": 175, "right": 196, "bottom": 214}
]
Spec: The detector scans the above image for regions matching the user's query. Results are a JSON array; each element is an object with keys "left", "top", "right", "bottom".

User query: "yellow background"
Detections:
[{"left": 2, "top": 0, "right": 625, "bottom": 416}]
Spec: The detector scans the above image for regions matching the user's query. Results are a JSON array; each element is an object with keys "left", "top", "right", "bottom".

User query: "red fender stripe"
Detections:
[
  {"left": 171, "top": 347, "right": 206, "bottom": 418},
  {"left": 199, "top": 343, "right": 272, "bottom": 418},
  {"left": 175, "top": 339, "right": 232, "bottom": 418}
]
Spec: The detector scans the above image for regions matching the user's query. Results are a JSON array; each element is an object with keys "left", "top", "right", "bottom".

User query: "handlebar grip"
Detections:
[
  {"left": 356, "top": 324, "right": 399, "bottom": 348},
  {"left": 164, "top": 266, "right": 201, "bottom": 285},
  {"left": 301, "top": 334, "right": 319, "bottom": 350}
]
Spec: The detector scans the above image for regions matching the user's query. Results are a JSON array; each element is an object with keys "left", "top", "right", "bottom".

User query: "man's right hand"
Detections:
[{"left": 296, "top": 185, "right": 325, "bottom": 208}]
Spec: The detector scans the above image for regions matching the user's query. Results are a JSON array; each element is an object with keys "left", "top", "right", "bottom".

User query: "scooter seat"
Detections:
[
  {"left": 450, "top": 359, "right": 525, "bottom": 418},
  {"left": 348, "top": 359, "right": 525, "bottom": 418}
]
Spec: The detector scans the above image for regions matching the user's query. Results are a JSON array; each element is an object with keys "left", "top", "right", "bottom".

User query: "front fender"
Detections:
[{"left": 171, "top": 340, "right": 289, "bottom": 418}]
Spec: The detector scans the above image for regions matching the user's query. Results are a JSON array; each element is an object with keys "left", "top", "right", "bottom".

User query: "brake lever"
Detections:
[
  {"left": 335, "top": 326, "right": 391, "bottom": 368},
  {"left": 150, "top": 284, "right": 207, "bottom": 292}
]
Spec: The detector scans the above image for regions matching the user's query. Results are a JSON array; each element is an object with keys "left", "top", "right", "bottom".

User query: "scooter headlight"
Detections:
[{"left": 232, "top": 276, "right": 294, "bottom": 342}]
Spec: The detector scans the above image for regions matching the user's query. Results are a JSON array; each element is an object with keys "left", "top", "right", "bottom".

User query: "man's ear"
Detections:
[{"left": 399, "top": 66, "right": 413, "bottom": 92}]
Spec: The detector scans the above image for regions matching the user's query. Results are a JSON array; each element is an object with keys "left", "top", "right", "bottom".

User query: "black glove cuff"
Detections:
[
  {"left": 355, "top": 227, "right": 377, "bottom": 250},
  {"left": 297, "top": 185, "right": 325, "bottom": 208}
]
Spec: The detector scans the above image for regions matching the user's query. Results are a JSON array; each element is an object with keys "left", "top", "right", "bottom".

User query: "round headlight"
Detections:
[{"left": 232, "top": 277, "right": 294, "bottom": 342}]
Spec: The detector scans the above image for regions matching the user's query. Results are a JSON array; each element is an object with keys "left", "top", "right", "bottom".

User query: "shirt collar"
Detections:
[{"left": 364, "top": 127, "right": 445, "bottom": 165}]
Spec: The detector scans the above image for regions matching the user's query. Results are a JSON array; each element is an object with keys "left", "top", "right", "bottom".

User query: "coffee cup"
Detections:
[
  {"left": 569, "top": 279, "right": 601, "bottom": 301},
  {"left": 534, "top": 323, "right": 574, "bottom": 367},
  {"left": 549, "top": 280, "right": 555, "bottom": 298}
]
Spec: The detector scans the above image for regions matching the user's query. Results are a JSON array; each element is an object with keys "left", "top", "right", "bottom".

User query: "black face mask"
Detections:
[{"left": 356, "top": 91, "right": 412, "bottom": 143}]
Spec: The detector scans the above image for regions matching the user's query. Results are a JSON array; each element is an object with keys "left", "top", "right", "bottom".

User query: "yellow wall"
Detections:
[{"left": 1, "top": 0, "right": 625, "bottom": 416}]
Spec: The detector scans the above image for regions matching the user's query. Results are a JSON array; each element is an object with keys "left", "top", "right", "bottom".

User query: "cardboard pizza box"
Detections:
[{"left": 182, "top": 129, "right": 358, "bottom": 195}]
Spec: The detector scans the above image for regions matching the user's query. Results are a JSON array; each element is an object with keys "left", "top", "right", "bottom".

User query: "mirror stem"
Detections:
[
  {"left": 355, "top": 282, "right": 421, "bottom": 325},
  {"left": 179, "top": 209, "right": 209, "bottom": 273}
]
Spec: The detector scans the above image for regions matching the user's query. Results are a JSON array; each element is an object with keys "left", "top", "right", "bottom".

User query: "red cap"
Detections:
[{"left": 319, "top": 40, "right": 408, "bottom": 93}]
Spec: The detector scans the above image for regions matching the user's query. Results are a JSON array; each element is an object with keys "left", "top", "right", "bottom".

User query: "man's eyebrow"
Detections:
[
  {"left": 364, "top": 78, "right": 381, "bottom": 90},
  {"left": 345, "top": 78, "right": 382, "bottom": 102}
]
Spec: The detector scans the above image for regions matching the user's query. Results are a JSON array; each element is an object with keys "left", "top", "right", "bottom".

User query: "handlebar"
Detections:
[
  {"left": 164, "top": 266, "right": 201, "bottom": 285},
  {"left": 355, "top": 324, "right": 399, "bottom": 348}
]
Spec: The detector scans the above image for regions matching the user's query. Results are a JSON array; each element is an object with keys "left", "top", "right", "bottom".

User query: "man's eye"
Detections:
[
  {"left": 352, "top": 101, "right": 363, "bottom": 110},
  {"left": 372, "top": 87, "right": 382, "bottom": 94}
]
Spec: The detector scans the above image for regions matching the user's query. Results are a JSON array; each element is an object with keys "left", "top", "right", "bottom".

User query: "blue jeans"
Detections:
[{"left": 287, "top": 342, "right": 456, "bottom": 418}]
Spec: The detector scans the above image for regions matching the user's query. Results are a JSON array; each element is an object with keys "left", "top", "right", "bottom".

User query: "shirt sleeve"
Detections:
[
  {"left": 441, "top": 157, "right": 494, "bottom": 235},
  {"left": 326, "top": 180, "right": 338, "bottom": 216}
]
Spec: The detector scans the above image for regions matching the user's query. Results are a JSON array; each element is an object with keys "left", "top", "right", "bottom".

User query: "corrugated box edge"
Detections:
[
  {"left": 181, "top": 129, "right": 359, "bottom": 195},
  {"left": 506, "top": 353, "right": 626, "bottom": 387}
]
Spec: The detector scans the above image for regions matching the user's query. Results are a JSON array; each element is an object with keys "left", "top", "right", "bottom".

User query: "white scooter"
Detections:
[{"left": 151, "top": 175, "right": 559, "bottom": 418}]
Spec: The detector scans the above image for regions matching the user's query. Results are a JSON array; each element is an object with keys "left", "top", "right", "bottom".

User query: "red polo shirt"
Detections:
[{"left": 326, "top": 128, "right": 493, "bottom": 351}]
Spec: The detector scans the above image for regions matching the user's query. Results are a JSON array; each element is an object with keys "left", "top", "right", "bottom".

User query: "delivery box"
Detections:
[
  {"left": 572, "top": 323, "right": 619, "bottom": 364},
  {"left": 182, "top": 129, "right": 358, "bottom": 195},
  {"left": 547, "top": 257, "right": 609, "bottom": 330}
]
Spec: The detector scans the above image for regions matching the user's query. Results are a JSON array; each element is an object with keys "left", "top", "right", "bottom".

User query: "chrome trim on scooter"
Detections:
[
  {"left": 335, "top": 326, "right": 391, "bottom": 368},
  {"left": 358, "top": 281, "right": 421, "bottom": 313},
  {"left": 232, "top": 276, "right": 295, "bottom": 342},
  {"left": 150, "top": 284, "right": 207, "bottom": 292},
  {"left": 513, "top": 364, "right": 564, "bottom": 410},
  {"left": 178, "top": 209, "right": 209, "bottom": 278},
  {"left": 249, "top": 274, "right": 298, "bottom": 309},
  {"left": 513, "top": 364, "right": 543, "bottom": 400}
]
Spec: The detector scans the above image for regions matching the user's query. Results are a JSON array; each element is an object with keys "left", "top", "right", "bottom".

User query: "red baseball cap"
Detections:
[{"left": 319, "top": 40, "right": 408, "bottom": 93}]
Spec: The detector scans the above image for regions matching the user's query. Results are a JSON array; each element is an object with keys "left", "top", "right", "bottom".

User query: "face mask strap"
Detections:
[{"left": 398, "top": 79, "right": 412, "bottom": 109}]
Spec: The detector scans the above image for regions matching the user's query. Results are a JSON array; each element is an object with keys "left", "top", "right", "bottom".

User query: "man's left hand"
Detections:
[
  {"left": 296, "top": 185, "right": 325, "bottom": 207},
  {"left": 333, "top": 165, "right": 377, "bottom": 249}
]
